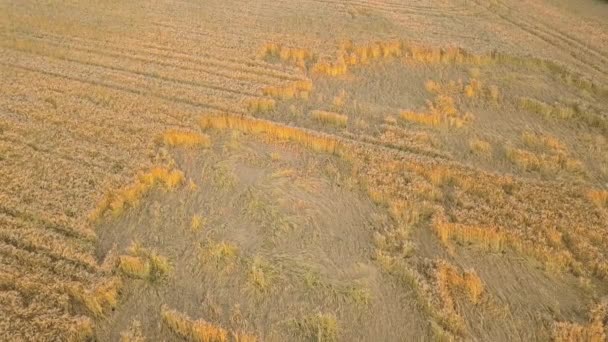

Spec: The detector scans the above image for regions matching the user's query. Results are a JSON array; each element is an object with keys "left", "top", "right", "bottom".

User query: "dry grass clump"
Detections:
[
  {"left": 118, "top": 242, "right": 170, "bottom": 281},
  {"left": 436, "top": 261, "right": 485, "bottom": 305},
  {"left": 400, "top": 111, "right": 443, "bottom": 127},
  {"left": 259, "top": 43, "right": 314, "bottom": 68},
  {"left": 312, "top": 59, "right": 349, "bottom": 76},
  {"left": 469, "top": 138, "right": 493, "bottom": 157},
  {"left": 120, "top": 320, "right": 145, "bottom": 342},
  {"left": 247, "top": 257, "right": 275, "bottom": 293},
  {"left": 231, "top": 332, "right": 258, "bottom": 342},
  {"left": 376, "top": 126, "right": 445, "bottom": 156},
  {"left": 432, "top": 262, "right": 485, "bottom": 338},
  {"left": 434, "top": 220, "right": 507, "bottom": 251},
  {"left": 405, "top": 164, "right": 455, "bottom": 187},
  {"left": 505, "top": 148, "right": 542, "bottom": 171},
  {"left": 67, "top": 317, "right": 95, "bottom": 342},
  {"left": 433, "top": 215, "right": 575, "bottom": 272},
  {"left": 400, "top": 95, "right": 472, "bottom": 128},
  {"left": 374, "top": 251, "right": 465, "bottom": 338},
  {"left": 313, "top": 40, "right": 403, "bottom": 76},
  {"left": 339, "top": 40, "right": 402, "bottom": 65},
  {"left": 464, "top": 79, "right": 482, "bottom": 98},
  {"left": 424, "top": 80, "right": 442, "bottom": 94},
  {"left": 199, "top": 114, "right": 344, "bottom": 155},
  {"left": 587, "top": 190, "right": 608, "bottom": 208},
  {"left": 519, "top": 98, "right": 608, "bottom": 134},
  {"left": 200, "top": 240, "right": 239, "bottom": 270},
  {"left": 521, "top": 131, "right": 566, "bottom": 153},
  {"left": 505, "top": 147, "right": 584, "bottom": 174},
  {"left": 191, "top": 214, "right": 206, "bottom": 231},
  {"left": 332, "top": 89, "right": 348, "bottom": 109},
  {"left": 90, "top": 167, "right": 184, "bottom": 221},
  {"left": 310, "top": 110, "right": 348, "bottom": 127},
  {"left": 293, "top": 312, "right": 339, "bottom": 342},
  {"left": 553, "top": 303, "right": 607, "bottom": 342},
  {"left": 262, "top": 80, "right": 312, "bottom": 100},
  {"left": 405, "top": 44, "right": 490, "bottom": 65},
  {"left": 68, "top": 277, "right": 122, "bottom": 317},
  {"left": 519, "top": 97, "right": 575, "bottom": 120},
  {"left": 161, "top": 306, "right": 229, "bottom": 342},
  {"left": 163, "top": 130, "right": 211, "bottom": 148},
  {"left": 425, "top": 78, "right": 499, "bottom": 102},
  {"left": 247, "top": 97, "right": 276, "bottom": 113},
  {"left": 118, "top": 255, "right": 150, "bottom": 278}
]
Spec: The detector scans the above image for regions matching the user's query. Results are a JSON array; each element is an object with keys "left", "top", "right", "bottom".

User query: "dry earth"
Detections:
[{"left": 1, "top": 0, "right": 607, "bottom": 341}]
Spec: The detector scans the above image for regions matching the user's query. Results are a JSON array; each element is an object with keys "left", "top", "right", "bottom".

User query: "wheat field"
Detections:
[{"left": 1, "top": 0, "right": 608, "bottom": 341}]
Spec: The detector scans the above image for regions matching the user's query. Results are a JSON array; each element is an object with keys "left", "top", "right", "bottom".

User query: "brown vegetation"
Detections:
[
  {"left": 310, "top": 110, "right": 348, "bottom": 127},
  {"left": 505, "top": 147, "right": 584, "bottom": 174},
  {"left": 247, "top": 97, "right": 276, "bottom": 113},
  {"left": 89, "top": 167, "right": 185, "bottom": 221},
  {"left": 4, "top": 1, "right": 608, "bottom": 340},
  {"left": 118, "top": 242, "right": 170, "bottom": 281},
  {"left": 400, "top": 95, "right": 473, "bottom": 128},
  {"left": 587, "top": 190, "right": 608, "bottom": 209},
  {"left": 163, "top": 130, "right": 211, "bottom": 148},
  {"left": 553, "top": 303, "right": 607, "bottom": 342},
  {"left": 262, "top": 80, "right": 313, "bottom": 100},
  {"left": 161, "top": 306, "right": 229, "bottom": 342},
  {"left": 469, "top": 138, "right": 493, "bottom": 157},
  {"left": 199, "top": 114, "right": 344, "bottom": 155},
  {"left": 259, "top": 43, "right": 314, "bottom": 68}
]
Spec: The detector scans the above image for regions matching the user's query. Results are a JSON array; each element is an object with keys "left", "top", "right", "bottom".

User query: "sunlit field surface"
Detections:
[{"left": 1, "top": 0, "right": 607, "bottom": 340}]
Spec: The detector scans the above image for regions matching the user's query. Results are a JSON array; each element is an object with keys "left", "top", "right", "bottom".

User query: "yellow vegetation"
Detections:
[
  {"left": 553, "top": 303, "right": 607, "bottom": 342},
  {"left": 200, "top": 240, "right": 239, "bottom": 269},
  {"left": 587, "top": 190, "right": 608, "bottom": 208},
  {"left": 191, "top": 214, "right": 205, "bottom": 231},
  {"left": 425, "top": 78, "right": 499, "bottom": 102},
  {"left": 118, "top": 242, "right": 170, "bottom": 281},
  {"left": 400, "top": 111, "right": 443, "bottom": 127},
  {"left": 199, "top": 114, "right": 344, "bottom": 155},
  {"left": 469, "top": 138, "right": 492, "bottom": 157},
  {"left": 337, "top": 40, "right": 403, "bottom": 68},
  {"left": 161, "top": 306, "right": 228, "bottom": 342},
  {"left": 118, "top": 255, "right": 150, "bottom": 278},
  {"left": 247, "top": 98, "right": 276, "bottom": 113},
  {"left": 262, "top": 80, "right": 312, "bottom": 100},
  {"left": 295, "top": 312, "right": 339, "bottom": 342},
  {"left": 163, "top": 130, "right": 211, "bottom": 148},
  {"left": 312, "top": 60, "right": 348, "bottom": 76},
  {"left": 436, "top": 262, "right": 485, "bottom": 305},
  {"left": 521, "top": 131, "right": 566, "bottom": 152},
  {"left": 464, "top": 79, "right": 482, "bottom": 98},
  {"left": 373, "top": 250, "right": 464, "bottom": 337},
  {"left": 434, "top": 220, "right": 507, "bottom": 251},
  {"left": 432, "top": 95, "right": 457, "bottom": 116},
  {"left": 519, "top": 97, "right": 608, "bottom": 134},
  {"left": 505, "top": 147, "right": 584, "bottom": 174},
  {"left": 400, "top": 95, "right": 471, "bottom": 128},
  {"left": 120, "top": 320, "right": 145, "bottom": 342},
  {"left": 518, "top": 97, "right": 575, "bottom": 120},
  {"left": 425, "top": 80, "right": 442, "bottom": 93},
  {"left": 259, "top": 43, "right": 313, "bottom": 68},
  {"left": 90, "top": 167, "right": 185, "bottom": 221},
  {"left": 433, "top": 261, "right": 484, "bottom": 338},
  {"left": 332, "top": 90, "right": 348, "bottom": 109},
  {"left": 248, "top": 257, "right": 274, "bottom": 292},
  {"left": 433, "top": 217, "right": 574, "bottom": 272},
  {"left": 68, "top": 277, "right": 122, "bottom": 317},
  {"left": 68, "top": 317, "right": 94, "bottom": 342},
  {"left": 310, "top": 110, "right": 348, "bottom": 127},
  {"left": 232, "top": 332, "right": 258, "bottom": 342}
]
